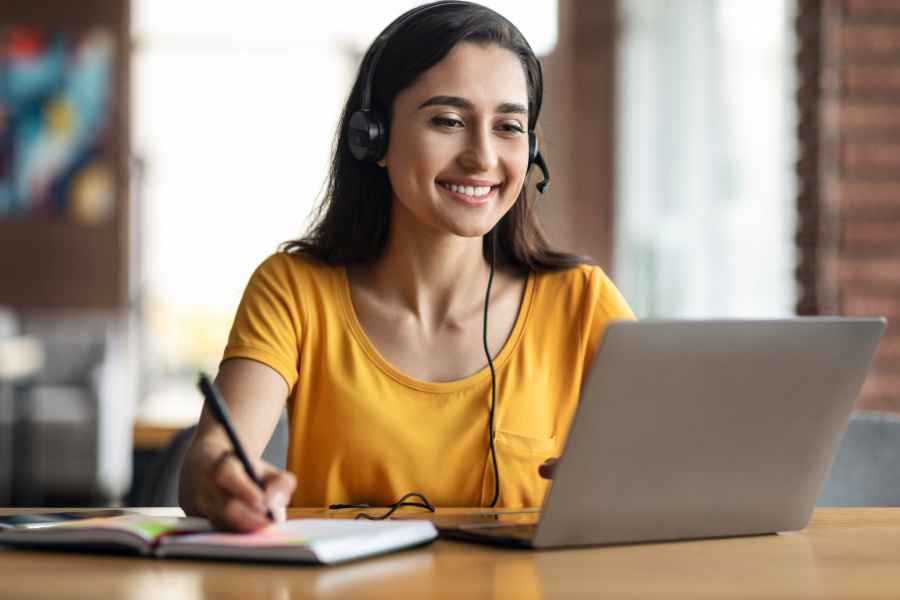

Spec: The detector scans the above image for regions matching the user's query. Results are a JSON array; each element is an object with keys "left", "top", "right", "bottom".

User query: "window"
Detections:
[{"left": 615, "top": 0, "right": 797, "bottom": 318}]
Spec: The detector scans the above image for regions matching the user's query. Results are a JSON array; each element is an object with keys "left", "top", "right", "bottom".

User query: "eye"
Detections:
[
  {"left": 497, "top": 122, "right": 526, "bottom": 135},
  {"left": 431, "top": 116, "right": 463, "bottom": 129},
  {"left": 500, "top": 125, "right": 525, "bottom": 133}
]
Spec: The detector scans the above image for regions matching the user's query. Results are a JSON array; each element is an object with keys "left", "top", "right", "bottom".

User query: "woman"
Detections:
[{"left": 179, "top": 1, "right": 634, "bottom": 532}]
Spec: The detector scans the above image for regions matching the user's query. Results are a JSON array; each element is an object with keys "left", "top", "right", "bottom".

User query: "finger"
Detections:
[
  {"left": 197, "top": 460, "right": 272, "bottom": 531},
  {"left": 210, "top": 453, "right": 270, "bottom": 518},
  {"left": 219, "top": 496, "right": 273, "bottom": 532},
  {"left": 538, "top": 458, "right": 558, "bottom": 480},
  {"left": 202, "top": 489, "right": 270, "bottom": 532},
  {"left": 259, "top": 464, "right": 297, "bottom": 524}
]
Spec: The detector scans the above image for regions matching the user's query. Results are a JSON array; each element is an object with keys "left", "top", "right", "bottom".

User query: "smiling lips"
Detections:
[{"left": 437, "top": 180, "right": 498, "bottom": 205}]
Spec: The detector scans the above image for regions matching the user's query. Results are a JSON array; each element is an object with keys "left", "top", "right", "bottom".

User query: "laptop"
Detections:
[{"left": 422, "top": 318, "right": 886, "bottom": 549}]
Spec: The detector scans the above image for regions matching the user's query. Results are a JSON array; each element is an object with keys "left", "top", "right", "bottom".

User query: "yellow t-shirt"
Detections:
[{"left": 223, "top": 252, "right": 635, "bottom": 508}]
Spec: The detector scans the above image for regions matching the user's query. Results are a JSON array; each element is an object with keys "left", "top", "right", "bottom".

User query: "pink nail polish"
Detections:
[{"left": 268, "top": 490, "right": 286, "bottom": 507}]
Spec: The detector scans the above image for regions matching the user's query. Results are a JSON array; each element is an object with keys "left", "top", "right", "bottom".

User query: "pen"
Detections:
[{"left": 197, "top": 372, "right": 275, "bottom": 522}]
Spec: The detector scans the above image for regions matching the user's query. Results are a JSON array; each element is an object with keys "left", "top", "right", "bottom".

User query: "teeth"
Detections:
[{"left": 440, "top": 182, "right": 491, "bottom": 197}]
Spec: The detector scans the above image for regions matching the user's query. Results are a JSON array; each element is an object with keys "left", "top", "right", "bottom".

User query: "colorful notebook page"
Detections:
[{"left": 26, "top": 516, "right": 210, "bottom": 544}]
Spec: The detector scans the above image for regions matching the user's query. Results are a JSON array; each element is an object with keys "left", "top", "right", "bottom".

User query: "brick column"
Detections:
[{"left": 801, "top": 0, "right": 900, "bottom": 411}]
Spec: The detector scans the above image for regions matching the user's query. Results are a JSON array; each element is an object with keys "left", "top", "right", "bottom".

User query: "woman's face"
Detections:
[{"left": 378, "top": 42, "right": 530, "bottom": 240}]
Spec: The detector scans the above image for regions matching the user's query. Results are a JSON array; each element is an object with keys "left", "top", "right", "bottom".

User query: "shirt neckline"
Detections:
[{"left": 337, "top": 265, "right": 536, "bottom": 393}]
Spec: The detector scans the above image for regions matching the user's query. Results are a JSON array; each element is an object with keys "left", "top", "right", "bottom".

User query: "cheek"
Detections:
[
  {"left": 503, "top": 147, "right": 530, "bottom": 194},
  {"left": 387, "top": 131, "right": 444, "bottom": 186}
]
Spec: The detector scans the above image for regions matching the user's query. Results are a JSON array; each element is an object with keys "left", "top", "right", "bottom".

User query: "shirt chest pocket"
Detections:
[
  {"left": 495, "top": 430, "right": 556, "bottom": 454},
  {"left": 483, "top": 430, "right": 557, "bottom": 508}
]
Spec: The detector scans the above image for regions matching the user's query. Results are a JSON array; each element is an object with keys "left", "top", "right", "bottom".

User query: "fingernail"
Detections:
[
  {"left": 274, "top": 505, "right": 287, "bottom": 524},
  {"left": 267, "top": 491, "right": 287, "bottom": 523},
  {"left": 268, "top": 490, "right": 286, "bottom": 507},
  {"left": 251, "top": 499, "right": 267, "bottom": 514}
]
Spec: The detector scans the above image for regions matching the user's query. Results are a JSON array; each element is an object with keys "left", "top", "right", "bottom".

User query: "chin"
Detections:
[
  {"left": 442, "top": 216, "right": 499, "bottom": 240},
  {"left": 438, "top": 203, "right": 510, "bottom": 240}
]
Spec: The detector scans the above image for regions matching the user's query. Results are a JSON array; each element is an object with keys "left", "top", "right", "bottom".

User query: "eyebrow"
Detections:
[
  {"left": 419, "top": 95, "right": 528, "bottom": 116},
  {"left": 496, "top": 102, "right": 528, "bottom": 115}
]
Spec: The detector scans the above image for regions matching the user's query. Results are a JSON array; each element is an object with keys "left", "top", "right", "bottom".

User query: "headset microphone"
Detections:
[{"left": 528, "top": 131, "right": 550, "bottom": 193}]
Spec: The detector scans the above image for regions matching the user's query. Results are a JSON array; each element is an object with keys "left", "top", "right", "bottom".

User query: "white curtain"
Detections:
[{"left": 614, "top": 0, "right": 797, "bottom": 318}]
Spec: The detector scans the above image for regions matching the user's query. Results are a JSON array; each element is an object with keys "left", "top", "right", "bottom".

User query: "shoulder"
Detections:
[
  {"left": 248, "top": 252, "right": 340, "bottom": 291},
  {"left": 254, "top": 251, "right": 336, "bottom": 278},
  {"left": 536, "top": 264, "right": 597, "bottom": 284},
  {"left": 532, "top": 265, "right": 634, "bottom": 320},
  {"left": 533, "top": 264, "right": 615, "bottom": 298},
  {"left": 238, "top": 252, "right": 344, "bottom": 315}
]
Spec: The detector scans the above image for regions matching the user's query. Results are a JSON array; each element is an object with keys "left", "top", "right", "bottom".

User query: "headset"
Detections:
[
  {"left": 346, "top": 1, "right": 551, "bottom": 193},
  {"left": 335, "top": 1, "right": 549, "bottom": 517}
]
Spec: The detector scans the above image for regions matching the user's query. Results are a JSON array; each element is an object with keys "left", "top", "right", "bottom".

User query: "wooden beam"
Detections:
[{"left": 540, "top": 0, "right": 617, "bottom": 274}]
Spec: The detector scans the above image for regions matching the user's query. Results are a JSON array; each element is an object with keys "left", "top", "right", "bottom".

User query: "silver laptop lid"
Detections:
[{"left": 534, "top": 318, "right": 886, "bottom": 549}]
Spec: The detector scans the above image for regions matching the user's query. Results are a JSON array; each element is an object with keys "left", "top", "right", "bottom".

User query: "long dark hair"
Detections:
[{"left": 282, "top": 1, "right": 584, "bottom": 272}]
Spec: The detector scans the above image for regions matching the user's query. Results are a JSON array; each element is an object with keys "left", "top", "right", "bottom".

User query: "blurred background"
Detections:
[{"left": 0, "top": 0, "right": 897, "bottom": 507}]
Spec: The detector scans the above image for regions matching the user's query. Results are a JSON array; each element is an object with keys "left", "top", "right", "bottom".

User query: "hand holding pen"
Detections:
[{"left": 194, "top": 372, "right": 295, "bottom": 530}]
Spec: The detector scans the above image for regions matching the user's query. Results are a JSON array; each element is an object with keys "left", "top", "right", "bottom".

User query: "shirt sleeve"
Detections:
[
  {"left": 222, "top": 254, "right": 305, "bottom": 391},
  {"left": 582, "top": 266, "right": 636, "bottom": 378}
]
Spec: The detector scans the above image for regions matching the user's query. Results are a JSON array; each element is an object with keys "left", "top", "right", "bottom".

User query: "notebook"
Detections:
[
  {"left": 424, "top": 318, "right": 886, "bottom": 548},
  {"left": 0, "top": 514, "right": 438, "bottom": 564}
]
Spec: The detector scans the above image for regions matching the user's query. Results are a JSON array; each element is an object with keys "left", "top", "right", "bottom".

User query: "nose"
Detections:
[{"left": 458, "top": 124, "right": 498, "bottom": 173}]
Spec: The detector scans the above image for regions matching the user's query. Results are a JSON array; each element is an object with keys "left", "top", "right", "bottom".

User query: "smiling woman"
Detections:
[{"left": 178, "top": 1, "right": 635, "bottom": 532}]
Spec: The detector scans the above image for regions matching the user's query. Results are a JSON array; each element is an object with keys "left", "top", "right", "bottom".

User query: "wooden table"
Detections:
[{"left": 2, "top": 507, "right": 900, "bottom": 599}]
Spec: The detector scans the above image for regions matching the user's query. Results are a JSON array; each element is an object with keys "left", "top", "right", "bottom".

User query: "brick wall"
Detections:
[{"left": 802, "top": 0, "right": 900, "bottom": 411}]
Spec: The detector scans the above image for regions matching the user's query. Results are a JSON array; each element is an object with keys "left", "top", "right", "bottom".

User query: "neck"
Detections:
[{"left": 357, "top": 202, "right": 494, "bottom": 324}]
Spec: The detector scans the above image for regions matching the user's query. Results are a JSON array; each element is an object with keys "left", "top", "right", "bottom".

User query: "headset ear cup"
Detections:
[
  {"left": 348, "top": 109, "right": 387, "bottom": 162},
  {"left": 371, "top": 110, "right": 388, "bottom": 162},
  {"left": 527, "top": 130, "right": 538, "bottom": 172}
]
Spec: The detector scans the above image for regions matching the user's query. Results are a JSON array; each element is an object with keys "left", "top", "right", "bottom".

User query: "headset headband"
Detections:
[
  {"left": 359, "top": 2, "right": 470, "bottom": 113},
  {"left": 360, "top": 1, "right": 541, "bottom": 122}
]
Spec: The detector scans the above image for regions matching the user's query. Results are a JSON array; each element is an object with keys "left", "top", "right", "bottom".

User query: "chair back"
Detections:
[
  {"left": 134, "top": 409, "right": 289, "bottom": 507},
  {"left": 818, "top": 411, "right": 900, "bottom": 507}
]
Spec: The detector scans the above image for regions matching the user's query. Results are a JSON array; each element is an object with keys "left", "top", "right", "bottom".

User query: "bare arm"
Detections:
[{"left": 178, "top": 358, "right": 296, "bottom": 531}]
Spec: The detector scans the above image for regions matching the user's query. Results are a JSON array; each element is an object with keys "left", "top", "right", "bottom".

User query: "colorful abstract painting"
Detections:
[{"left": 0, "top": 28, "right": 116, "bottom": 225}]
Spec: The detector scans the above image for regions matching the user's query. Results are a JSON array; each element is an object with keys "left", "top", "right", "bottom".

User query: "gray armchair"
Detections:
[
  {"left": 818, "top": 411, "right": 900, "bottom": 507},
  {"left": 133, "top": 409, "right": 289, "bottom": 507}
]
